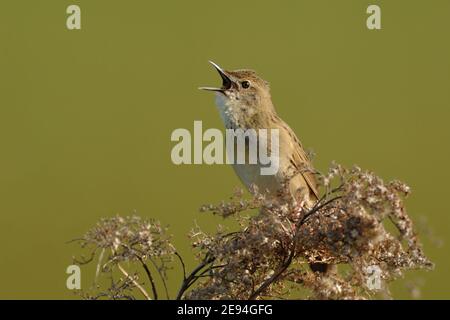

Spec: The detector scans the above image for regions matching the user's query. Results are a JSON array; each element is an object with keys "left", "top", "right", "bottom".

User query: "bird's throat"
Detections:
[{"left": 214, "top": 93, "right": 242, "bottom": 130}]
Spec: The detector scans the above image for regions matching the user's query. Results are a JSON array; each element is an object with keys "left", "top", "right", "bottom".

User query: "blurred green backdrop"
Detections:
[{"left": 0, "top": 0, "right": 449, "bottom": 299}]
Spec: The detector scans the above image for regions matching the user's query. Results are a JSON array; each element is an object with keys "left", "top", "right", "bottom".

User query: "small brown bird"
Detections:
[
  {"left": 201, "top": 61, "right": 334, "bottom": 274},
  {"left": 200, "top": 61, "right": 319, "bottom": 207}
]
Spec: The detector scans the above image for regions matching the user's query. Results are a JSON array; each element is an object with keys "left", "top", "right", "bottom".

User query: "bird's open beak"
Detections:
[{"left": 199, "top": 61, "right": 233, "bottom": 92}]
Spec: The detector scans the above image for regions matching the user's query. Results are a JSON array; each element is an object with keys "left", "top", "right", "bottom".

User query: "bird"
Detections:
[
  {"left": 200, "top": 61, "right": 333, "bottom": 274},
  {"left": 200, "top": 61, "right": 318, "bottom": 207}
]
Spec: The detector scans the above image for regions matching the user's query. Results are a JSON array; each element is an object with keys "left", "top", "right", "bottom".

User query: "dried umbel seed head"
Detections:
[
  {"left": 189, "top": 164, "right": 433, "bottom": 300},
  {"left": 72, "top": 163, "right": 433, "bottom": 300}
]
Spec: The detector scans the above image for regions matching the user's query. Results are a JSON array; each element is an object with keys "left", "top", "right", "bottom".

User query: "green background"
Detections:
[{"left": 0, "top": 0, "right": 449, "bottom": 299}]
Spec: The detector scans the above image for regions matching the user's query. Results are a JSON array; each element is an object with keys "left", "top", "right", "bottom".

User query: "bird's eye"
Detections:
[{"left": 241, "top": 81, "right": 251, "bottom": 89}]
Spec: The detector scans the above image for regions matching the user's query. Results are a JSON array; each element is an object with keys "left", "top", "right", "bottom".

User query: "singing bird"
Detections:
[
  {"left": 200, "top": 62, "right": 334, "bottom": 274},
  {"left": 200, "top": 61, "right": 319, "bottom": 208}
]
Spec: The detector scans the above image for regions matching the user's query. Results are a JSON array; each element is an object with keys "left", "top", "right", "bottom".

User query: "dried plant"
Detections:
[
  {"left": 71, "top": 163, "right": 433, "bottom": 300},
  {"left": 71, "top": 216, "right": 175, "bottom": 300}
]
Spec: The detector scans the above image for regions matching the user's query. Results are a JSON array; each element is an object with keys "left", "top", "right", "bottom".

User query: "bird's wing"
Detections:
[
  {"left": 278, "top": 120, "right": 320, "bottom": 200},
  {"left": 291, "top": 141, "right": 320, "bottom": 200}
]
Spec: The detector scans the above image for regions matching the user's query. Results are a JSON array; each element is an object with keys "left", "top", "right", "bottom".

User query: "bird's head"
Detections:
[{"left": 200, "top": 61, "right": 274, "bottom": 121}]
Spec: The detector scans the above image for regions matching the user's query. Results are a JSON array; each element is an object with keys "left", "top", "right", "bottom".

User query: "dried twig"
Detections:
[{"left": 116, "top": 263, "right": 151, "bottom": 300}]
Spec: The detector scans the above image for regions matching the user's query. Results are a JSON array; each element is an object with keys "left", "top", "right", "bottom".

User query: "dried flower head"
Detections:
[{"left": 72, "top": 163, "right": 433, "bottom": 300}]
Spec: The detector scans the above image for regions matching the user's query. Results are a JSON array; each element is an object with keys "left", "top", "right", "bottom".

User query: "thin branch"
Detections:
[
  {"left": 174, "top": 251, "right": 186, "bottom": 280},
  {"left": 137, "top": 257, "right": 158, "bottom": 300},
  {"left": 72, "top": 248, "right": 97, "bottom": 265},
  {"left": 148, "top": 257, "right": 170, "bottom": 300},
  {"left": 198, "top": 264, "right": 226, "bottom": 276},
  {"left": 94, "top": 248, "right": 105, "bottom": 284},
  {"left": 300, "top": 196, "right": 342, "bottom": 226},
  {"left": 116, "top": 263, "right": 151, "bottom": 300},
  {"left": 118, "top": 244, "right": 159, "bottom": 300},
  {"left": 249, "top": 250, "right": 294, "bottom": 300},
  {"left": 176, "top": 255, "right": 215, "bottom": 300}
]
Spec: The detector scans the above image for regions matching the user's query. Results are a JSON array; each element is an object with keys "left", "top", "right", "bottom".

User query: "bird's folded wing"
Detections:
[
  {"left": 292, "top": 145, "right": 320, "bottom": 200},
  {"left": 279, "top": 121, "right": 320, "bottom": 200}
]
